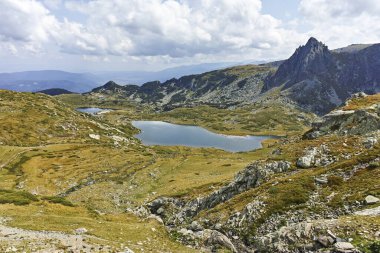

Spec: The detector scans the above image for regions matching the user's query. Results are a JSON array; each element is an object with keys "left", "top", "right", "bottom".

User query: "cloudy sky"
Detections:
[{"left": 1, "top": 0, "right": 379, "bottom": 72}]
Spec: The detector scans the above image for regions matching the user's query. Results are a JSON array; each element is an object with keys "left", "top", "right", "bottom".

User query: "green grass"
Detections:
[
  {"left": 1, "top": 89, "right": 379, "bottom": 251},
  {"left": 41, "top": 196, "right": 74, "bottom": 207},
  {"left": 0, "top": 189, "right": 38, "bottom": 205}
]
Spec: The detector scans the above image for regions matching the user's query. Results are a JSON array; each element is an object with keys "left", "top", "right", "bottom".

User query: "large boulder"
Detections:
[
  {"left": 365, "top": 195, "right": 380, "bottom": 205},
  {"left": 334, "top": 242, "right": 358, "bottom": 253},
  {"left": 202, "top": 229, "right": 237, "bottom": 253}
]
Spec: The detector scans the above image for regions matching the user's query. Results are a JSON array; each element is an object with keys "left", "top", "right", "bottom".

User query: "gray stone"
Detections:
[
  {"left": 316, "top": 235, "right": 335, "bottom": 247},
  {"left": 74, "top": 227, "right": 88, "bottom": 234},
  {"left": 147, "top": 214, "right": 164, "bottom": 224},
  {"left": 355, "top": 206, "right": 380, "bottom": 216},
  {"left": 315, "top": 177, "right": 328, "bottom": 184},
  {"left": 202, "top": 229, "right": 237, "bottom": 253},
  {"left": 363, "top": 137, "right": 378, "bottom": 149},
  {"left": 189, "top": 221, "right": 203, "bottom": 232},
  {"left": 365, "top": 195, "right": 379, "bottom": 204},
  {"left": 297, "top": 156, "right": 314, "bottom": 168},
  {"left": 156, "top": 207, "right": 164, "bottom": 215},
  {"left": 334, "top": 242, "right": 356, "bottom": 253}
]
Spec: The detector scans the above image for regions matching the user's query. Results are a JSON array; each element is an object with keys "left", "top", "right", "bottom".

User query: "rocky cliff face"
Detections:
[
  {"left": 265, "top": 38, "right": 380, "bottom": 115},
  {"left": 305, "top": 93, "right": 380, "bottom": 138}
]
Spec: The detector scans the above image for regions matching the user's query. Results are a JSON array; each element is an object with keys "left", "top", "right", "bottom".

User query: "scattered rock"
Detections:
[
  {"left": 89, "top": 134, "right": 100, "bottom": 140},
  {"left": 174, "top": 160, "right": 290, "bottom": 220},
  {"left": 75, "top": 227, "right": 88, "bottom": 234},
  {"left": 355, "top": 206, "right": 380, "bottom": 216},
  {"left": 315, "top": 177, "right": 328, "bottom": 184},
  {"left": 316, "top": 235, "right": 335, "bottom": 247},
  {"left": 188, "top": 221, "right": 203, "bottom": 232},
  {"left": 363, "top": 137, "right": 378, "bottom": 149},
  {"left": 296, "top": 145, "right": 334, "bottom": 168},
  {"left": 365, "top": 195, "right": 379, "bottom": 205},
  {"left": 202, "top": 229, "right": 237, "bottom": 253},
  {"left": 334, "top": 242, "right": 357, "bottom": 253},
  {"left": 306, "top": 106, "right": 380, "bottom": 138}
]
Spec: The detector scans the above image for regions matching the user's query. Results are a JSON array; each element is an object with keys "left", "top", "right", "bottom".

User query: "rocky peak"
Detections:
[
  {"left": 90, "top": 80, "right": 124, "bottom": 93},
  {"left": 264, "top": 37, "right": 334, "bottom": 91},
  {"left": 103, "top": 81, "right": 121, "bottom": 89},
  {"left": 297, "top": 37, "right": 330, "bottom": 63}
]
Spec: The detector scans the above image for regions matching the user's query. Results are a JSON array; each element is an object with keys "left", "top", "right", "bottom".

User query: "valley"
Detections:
[{"left": 0, "top": 38, "right": 379, "bottom": 253}]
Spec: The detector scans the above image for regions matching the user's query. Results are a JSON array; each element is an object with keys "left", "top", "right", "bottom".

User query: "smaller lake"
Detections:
[
  {"left": 76, "top": 107, "right": 113, "bottom": 114},
  {"left": 132, "top": 121, "right": 276, "bottom": 152}
]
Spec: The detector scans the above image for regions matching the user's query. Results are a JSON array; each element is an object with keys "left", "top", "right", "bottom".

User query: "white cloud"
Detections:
[
  {"left": 0, "top": 0, "right": 58, "bottom": 43},
  {"left": 0, "top": 0, "right": 306, "bottom": 66},
  {"left": 299, "top": 0, "right": 380, "bottom": 48},
  {"left": 5, "top": 0, "right": 379, "bottom": 72},
  {"left": 42, "top": 0, "right": 62, "bottom": 10},
  {"left": 63, "top": 0, "right": 301, "bottom": 58}
]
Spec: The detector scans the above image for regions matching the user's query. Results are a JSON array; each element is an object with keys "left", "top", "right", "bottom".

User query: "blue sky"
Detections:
[{"left": 0, "top": 0, "right": 379, "bottom": 73}]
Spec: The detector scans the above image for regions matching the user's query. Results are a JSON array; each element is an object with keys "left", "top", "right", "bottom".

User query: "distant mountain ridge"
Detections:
[
  {"left": 90, "top": 38, "right": 380, "bottom": 115},
  {"left": 89, "top": 65, "right": 272, "bottom": 110},
  {"left": 37, "top": 88, "right": 76, "bottom": 96},
  {"left": 0, "top": 62, "right": 249, "bottom": 93},
  {"left": 0, "top": 70, "right": 98, "bottom": 93}
]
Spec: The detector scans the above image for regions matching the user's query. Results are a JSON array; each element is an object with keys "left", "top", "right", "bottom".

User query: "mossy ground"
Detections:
[{"left": 0, "top": 89, "right": 379, "bottom": 251}]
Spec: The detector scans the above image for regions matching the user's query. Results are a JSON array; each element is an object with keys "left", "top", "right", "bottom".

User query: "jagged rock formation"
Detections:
[{"left": 265, "top": 38, "right": 380, "bottom": 114}]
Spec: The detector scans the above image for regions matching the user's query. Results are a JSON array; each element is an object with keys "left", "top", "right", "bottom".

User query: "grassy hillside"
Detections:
[
  {"left": 0, "top": 89, "right": 283, "bottom": 251},
  {"left": 1, "top": 89, "right": 379, "bottom": 252}
]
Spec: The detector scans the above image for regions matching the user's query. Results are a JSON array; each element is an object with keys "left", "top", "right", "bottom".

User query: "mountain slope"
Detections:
[
  {"left": 89, "top": 65, "right": 273, "bottom": 110},
  {"left": 145, "top": 93, "right": 380, "bottom": 252},
  {"left": 264, "top": 38, "right": 380, "bottom": 114},
  {"left": 89, "top": 38, "right": 380, "bottom": 115}
]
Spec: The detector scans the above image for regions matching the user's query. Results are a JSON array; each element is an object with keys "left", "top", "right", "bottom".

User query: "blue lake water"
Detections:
[
  {"left": 76, "top": 107, "right": 112, "bottom": 114},
  {"left": 132, "top": 121, "right": 276, "bottom": 152}
]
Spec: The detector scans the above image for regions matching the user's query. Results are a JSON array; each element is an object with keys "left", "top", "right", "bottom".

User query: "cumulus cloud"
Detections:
[
  {"left": 299, "top": 0, "right": 380, "bottom": 48},
  {"left": 63, "top": 0, "right": 300, "bottom": 57},
  {"left": 0, "top": 0, "right": 305, "bottom": 61},
  {"left": 2, "top": 0, "right": 379, "bottom": 70},
  {"left": 0, "top": 0, "right": 58, "bottom": 43}
]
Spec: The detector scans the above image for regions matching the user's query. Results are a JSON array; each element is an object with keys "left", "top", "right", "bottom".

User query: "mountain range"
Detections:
[
  {"left": 0, "top": 62, "right": 250, "bottom": 93},
  {"left": 90, "top": 37, "right": 380, "bottom": 115}
]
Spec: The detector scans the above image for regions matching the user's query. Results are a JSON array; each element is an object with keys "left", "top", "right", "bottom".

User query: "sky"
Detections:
[{"left": 0, "top": 0, "right": 379, "bottom": 73}]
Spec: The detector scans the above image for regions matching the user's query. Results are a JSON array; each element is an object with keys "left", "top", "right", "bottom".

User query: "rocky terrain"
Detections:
[
  {"left": 89, "top": 38, "right": 380, "bottom": 115},
  {"left": 136, "top": 93, "right": 380, "bottom": 252}
]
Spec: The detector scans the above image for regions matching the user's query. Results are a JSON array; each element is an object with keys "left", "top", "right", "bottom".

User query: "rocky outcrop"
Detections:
[
  {"left": 305, "top": 105, "right": 380, "bottom": 139},
  {"left": 170, "top": 161, "right": 291, "bottom": 221},
  {"left": 296, "top": 145, "right": 336, "bottom": 168},
  {"left": 145, "top": 161, "right": 291, "bottom": 252},
  {"left": 264, "top": 38, "right": 380, "bottom": 115},
  {"left": 296, "top": 145, "right": 337, "bottom": 169}
]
